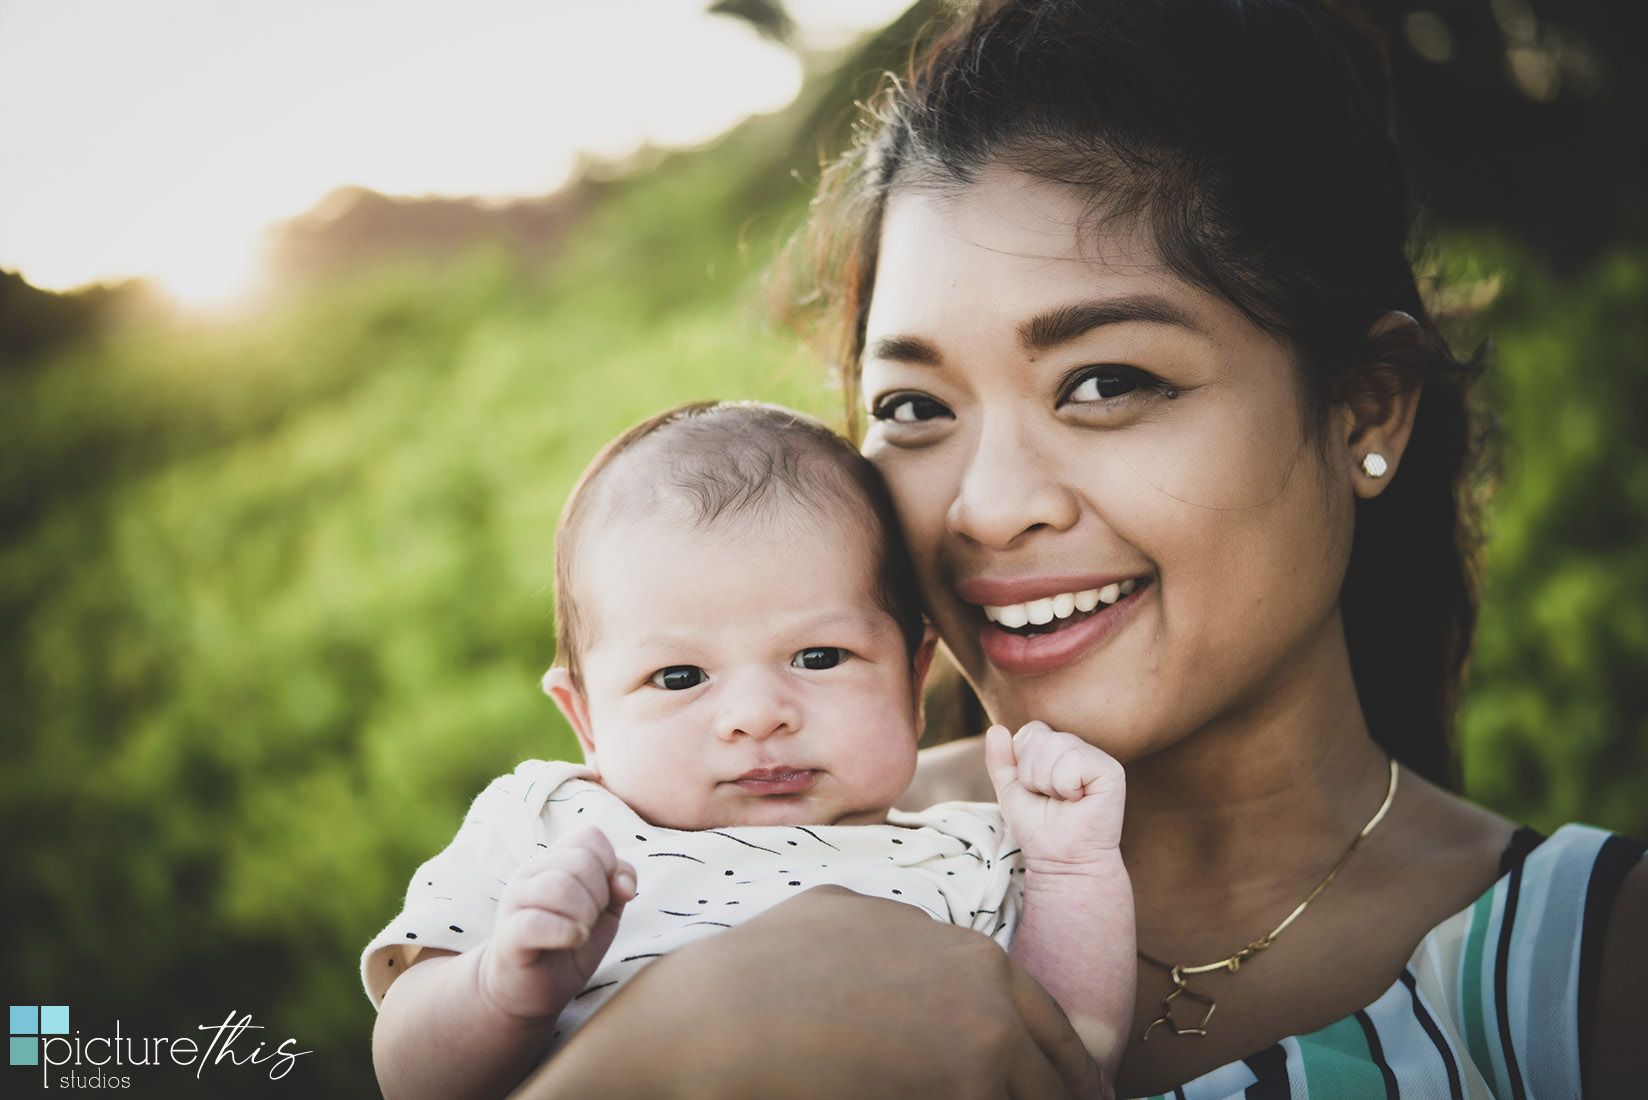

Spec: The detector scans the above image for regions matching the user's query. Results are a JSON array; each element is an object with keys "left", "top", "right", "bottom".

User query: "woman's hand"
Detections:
[{"left": 510, "top": 885, "right": 1105, "bottom": 1100}]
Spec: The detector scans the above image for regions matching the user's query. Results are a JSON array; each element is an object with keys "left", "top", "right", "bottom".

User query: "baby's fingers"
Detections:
[
  {"left": 1015, "top": 723, "right": 1121, "bottom": 801},
  {"left": 496, "top": 903, "right": 593, "bottom": 962},
  {"left": 984, "top": 724, "right": 1019, "bottom": 802},
  {"left": 504, "top": 830, "right": 626, "bottom": 928}
]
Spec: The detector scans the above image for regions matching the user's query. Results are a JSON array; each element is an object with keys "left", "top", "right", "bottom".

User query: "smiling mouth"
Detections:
[{"left": 982, "top": 578, "right": 1146, "bottom": 636}]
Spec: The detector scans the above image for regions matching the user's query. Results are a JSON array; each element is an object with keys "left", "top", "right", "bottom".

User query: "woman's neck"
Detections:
[{"left": 1119, "top": 635, "right": 1394, "bottom": 945}]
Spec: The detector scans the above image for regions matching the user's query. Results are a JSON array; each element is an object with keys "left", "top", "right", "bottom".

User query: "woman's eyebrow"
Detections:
[
  {"left": 864, "top": 334, "right": 941, "bottom": 365},
  {"left": 1019, "top": 295, "right": 1202, "bottom": 351},
  {"left": 866, "top": 294, "right": 1203, "bottom": 365}
]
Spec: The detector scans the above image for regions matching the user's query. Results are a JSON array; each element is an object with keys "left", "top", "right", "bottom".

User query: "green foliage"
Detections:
[
  {"left": 1454, "top": 240, "right": 1648, "bottom": 841},
  {"left": 2, "top": 151, "right": 1643, "bottom": 1097},
  {"left": 0, "top": 152, "right": 831, "bottom": 1095}
]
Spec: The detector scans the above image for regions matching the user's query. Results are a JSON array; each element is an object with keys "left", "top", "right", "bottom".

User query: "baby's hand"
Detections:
[
  {"left": 986, "top": 722, "right": 1125, "bottom": 872},
  {"left": 476, "top": 825, "right": 637, "bottom": 1023}
]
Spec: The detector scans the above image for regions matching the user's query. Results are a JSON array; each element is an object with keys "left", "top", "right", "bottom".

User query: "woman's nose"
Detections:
[
  {"left": 947, "top": 419, "right": 1080, "bottom": 548},
  {"left": 714, "top": 673, "right": 802, "bottom": 742}
]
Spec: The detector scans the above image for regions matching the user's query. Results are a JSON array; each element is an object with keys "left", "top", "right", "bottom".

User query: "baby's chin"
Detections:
[
  {"left": 718, "top": 798, "right": 892, "bottom": 829},
  {"left": 633, "top": 798, "right": 893, "bottom": 830}
]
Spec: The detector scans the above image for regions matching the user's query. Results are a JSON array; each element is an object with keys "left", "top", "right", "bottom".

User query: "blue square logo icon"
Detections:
[
  {"left": 39, "top": 1006, "right": 68, "bottom": 1035},
  {"left": 8, "top": 1005, "right": 37, "bottom": 1035},
  {"left": 9, "top": 1035, "right": 38, "bottom": 1066}
]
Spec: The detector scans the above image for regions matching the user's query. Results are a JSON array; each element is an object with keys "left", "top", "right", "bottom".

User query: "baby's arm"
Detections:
[
  {"left": 372, "top": 825, "right": 637, "bottom": 1100},
  {"left": 986, "top": 722, "right": 1133, "bottom": 1092}
]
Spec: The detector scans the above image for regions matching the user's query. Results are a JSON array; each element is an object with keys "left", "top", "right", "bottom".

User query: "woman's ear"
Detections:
[
  {"left": 542, "top": 666, "right": 599, "bottom": 770},
  {"left": 1339, "top": 311, "right": 1425, "bottom": 499}
]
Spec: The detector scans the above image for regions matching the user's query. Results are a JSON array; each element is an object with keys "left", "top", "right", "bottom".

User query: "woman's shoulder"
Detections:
[{"left": 1147, "top": 821, "right": 1643, "bottom": 1100}]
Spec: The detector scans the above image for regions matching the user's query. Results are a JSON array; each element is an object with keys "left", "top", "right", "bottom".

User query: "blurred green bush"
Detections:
[{"left": 2, "top": 151, "right": 1643, "bottom": 1098}]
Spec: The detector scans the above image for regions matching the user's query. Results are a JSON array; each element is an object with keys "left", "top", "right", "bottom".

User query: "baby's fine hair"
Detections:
[{"left": 552, "top": 401, "right": 927, "bottom": 688}]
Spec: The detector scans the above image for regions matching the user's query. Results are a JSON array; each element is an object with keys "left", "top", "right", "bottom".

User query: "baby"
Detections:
[{"left": 363, "top": 402, "right": 1134, "bottom": 1099}]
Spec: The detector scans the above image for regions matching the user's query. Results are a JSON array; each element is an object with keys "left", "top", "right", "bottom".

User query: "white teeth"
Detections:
[
  {"left": 984, "top": 581, "right": 1142, "bottom": 628},
  {"left": 993, "top": 603, "right": 1029, "bottom": 629}
]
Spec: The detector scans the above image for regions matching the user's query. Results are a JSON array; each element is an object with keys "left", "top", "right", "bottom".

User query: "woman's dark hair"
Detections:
[{"left": 784, "top": 0, "right": 1482, "bottom": 787}]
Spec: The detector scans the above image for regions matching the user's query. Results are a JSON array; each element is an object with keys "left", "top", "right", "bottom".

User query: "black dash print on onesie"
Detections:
[
  {"left": 708, "top": 830, "right": 781, "bottom": 854},
  {"left": 1001, "top": 848, "right": 1022, "bottom": 861},
  {"left": 687, "top": 921, "right": 733, "bottom": 929},
  {"left": 449, "top": 925, "right": 463, "bottom": 933},
  {"left": 405, "top": 932, "right": 418, "bottom": 939},
  {"left": 574, "top": 982, "right": 619, "bottom": 1000},
  {"left": 659, "top": 909, "right": 702, "bottom": 917},
  {"left": 647, "top": 851, "right": 706, "bottom": 863},
  {"left": 791, "top": 826, "right": 840, "bottom": 850},
  {"left": 622, "top": 952, "right": 666, "bottom": 963}
]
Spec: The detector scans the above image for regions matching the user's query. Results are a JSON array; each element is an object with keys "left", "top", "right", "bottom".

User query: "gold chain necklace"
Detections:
[{"left": 1139, "top": 758, "right": 1399, "bottom": 1040}]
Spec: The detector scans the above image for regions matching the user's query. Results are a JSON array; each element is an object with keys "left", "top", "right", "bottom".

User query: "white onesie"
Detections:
[{"left": 362, "top": 759, "right": 1024, "bottom": 1051}]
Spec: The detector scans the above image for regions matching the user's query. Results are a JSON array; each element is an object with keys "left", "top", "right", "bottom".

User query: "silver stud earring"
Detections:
[{"left": 1361, "top": 453, "right": 1388, "bottom": 478}]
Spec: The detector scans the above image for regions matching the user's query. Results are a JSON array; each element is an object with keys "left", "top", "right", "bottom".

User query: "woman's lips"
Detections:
[
  {"left": 971, "top": 578, "right": 1151, "bottom": 677},
  {"left": 731, "top": 768, "right": 819, "bottom": 795}
]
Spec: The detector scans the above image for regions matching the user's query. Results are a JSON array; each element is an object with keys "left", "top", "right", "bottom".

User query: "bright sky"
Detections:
[{"left": 0, "top": 0, "right": 910, "bottom": 305}]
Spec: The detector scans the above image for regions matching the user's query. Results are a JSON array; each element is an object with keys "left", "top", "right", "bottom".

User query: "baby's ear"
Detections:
[
  {"left": 910, "top": 625, "right": 940, "bottom": 728},
  {"left": 541, "top": 667, "right": 599, "bottom": 769}
]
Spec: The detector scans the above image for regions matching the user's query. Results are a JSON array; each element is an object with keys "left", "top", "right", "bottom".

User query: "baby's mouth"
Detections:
[{"left": 981, "top": 579, "right": 1145, "bottom": 637}]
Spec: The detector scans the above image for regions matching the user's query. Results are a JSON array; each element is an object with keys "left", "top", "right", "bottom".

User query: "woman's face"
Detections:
[{"left": 859, "top": 168, "right": 1358, "bottom": 760}]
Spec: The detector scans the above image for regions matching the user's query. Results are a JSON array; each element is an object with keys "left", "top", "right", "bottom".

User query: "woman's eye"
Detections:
[
  {"left": 869, "top": 393, "right": 950, "bottom": 423},
  {"left": 649, "top": 665, "right": 706, "bottom": 690},
  {"left": 1063, "top": 367, "right": 1141, "bottom": 404},
  {"left": 792, "top": 647, "right": 846, "bottom": 670}
]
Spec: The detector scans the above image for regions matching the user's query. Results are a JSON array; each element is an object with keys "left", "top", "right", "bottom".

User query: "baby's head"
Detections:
[{"left": 541, "top": 402, "right": 934, "bottom": 829}]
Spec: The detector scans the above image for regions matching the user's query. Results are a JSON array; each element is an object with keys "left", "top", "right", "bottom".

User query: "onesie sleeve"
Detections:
[
  {"left": 359, "top": 759, "right": 595, "bottom": 1007},
  {"left": 889, "top": 800, "right": 1025, "bottom": 948}
]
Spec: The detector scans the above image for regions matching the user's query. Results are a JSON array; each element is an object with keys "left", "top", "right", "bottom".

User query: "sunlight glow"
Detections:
[{"left": 0, "top": 0, "right": 889, "bottom": 306}]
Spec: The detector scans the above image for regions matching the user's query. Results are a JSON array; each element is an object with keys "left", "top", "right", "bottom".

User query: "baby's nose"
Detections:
[{"left": 715, "top": 674, "right": 801, "bottom": 741}]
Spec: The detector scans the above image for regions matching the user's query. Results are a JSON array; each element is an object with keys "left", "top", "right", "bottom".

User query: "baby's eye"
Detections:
[
  {"left": 792, "top": 647, "right": 847, "bottom": 670},
  {"left": 1062, "top": 367, "right": 1142, "bottom": 404},
  {"left": 649, "top": 665, "right": 706, "bottom": 690},
  {"left": 869, "top": 392, "right": 951, "bottom": 423}
]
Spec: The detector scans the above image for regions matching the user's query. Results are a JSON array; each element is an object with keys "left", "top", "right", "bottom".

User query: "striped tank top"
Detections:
[{"left": 1134, "top": 824, "right": 1644, "bottom": 1100}]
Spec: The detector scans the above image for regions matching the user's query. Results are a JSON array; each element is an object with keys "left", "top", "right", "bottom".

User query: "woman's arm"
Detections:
[
  {"left": 1588, "top": 856, "right": 1648, "bottom": 1099},
  {"left": 510, "top": 886, "right": 1104, "bottom": 1100}
]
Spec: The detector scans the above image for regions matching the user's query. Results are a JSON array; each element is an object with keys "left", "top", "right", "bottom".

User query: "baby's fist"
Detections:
[
  {"left": 987, "top": 722, "right": 1126, "bottom": 864},
  {"left": 479, "top": 826, "right": 637, "bottom": 1021}
]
